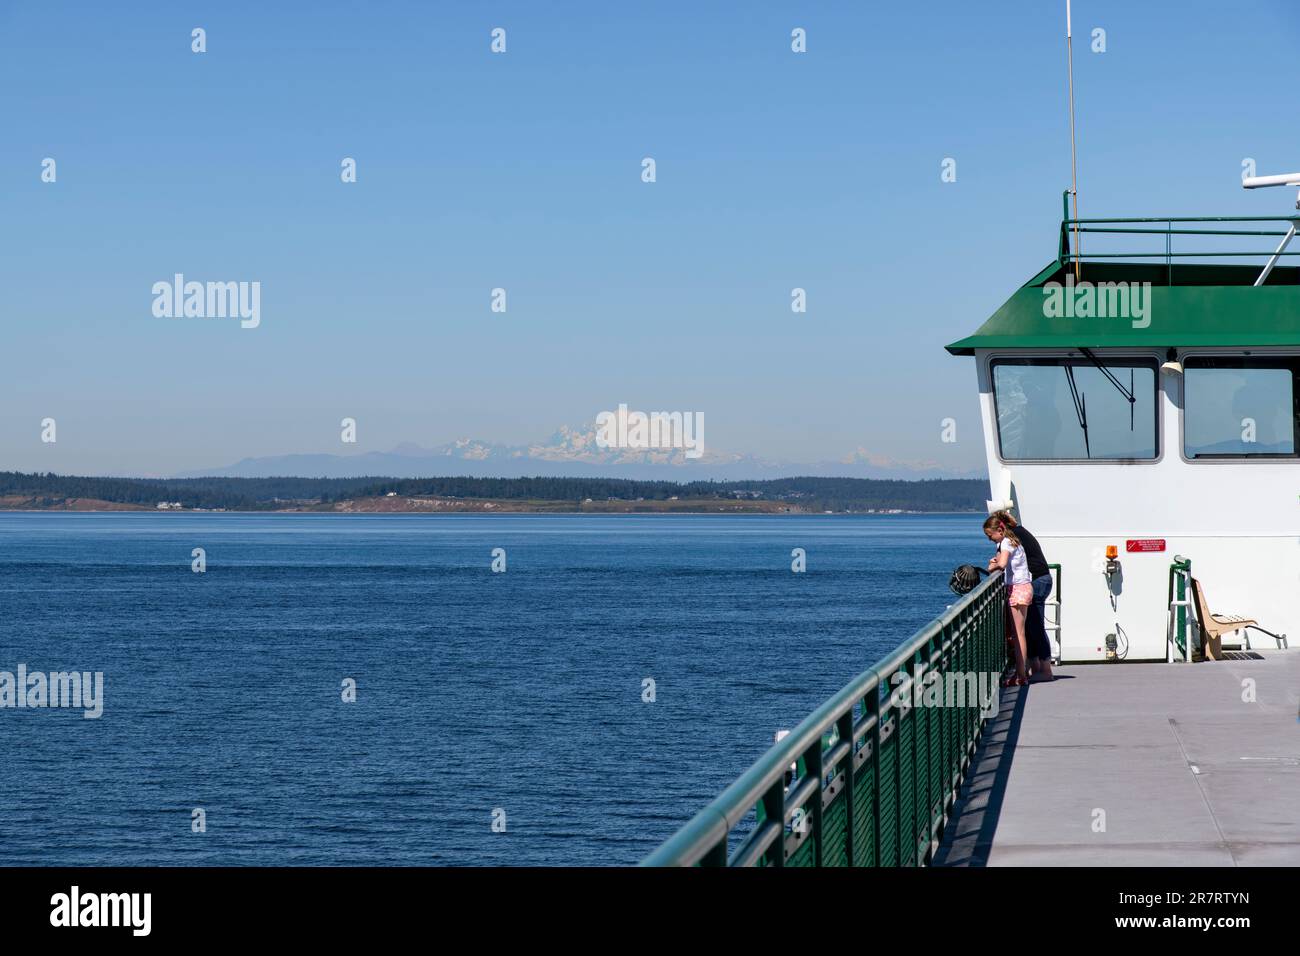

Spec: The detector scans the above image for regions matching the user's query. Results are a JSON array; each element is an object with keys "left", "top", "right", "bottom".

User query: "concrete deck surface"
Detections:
[{"left": 934, "top": 650, "right": 1300, "bottom": 866}]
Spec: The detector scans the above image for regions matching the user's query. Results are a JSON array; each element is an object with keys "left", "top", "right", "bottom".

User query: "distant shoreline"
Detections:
[
  {"left": 0, "top": 473, "right": 989, "bottom": 515},
  {"left": 0, "top": 496, "right": 981, "bottom": 516}
]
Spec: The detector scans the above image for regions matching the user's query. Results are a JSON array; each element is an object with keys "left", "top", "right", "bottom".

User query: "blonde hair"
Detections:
[
  {"left": 983, "top": 512, "right": 1021, "bottom": 548},
  {"left": 990, "top": 509, "right": 1019, "bottom": 528}
]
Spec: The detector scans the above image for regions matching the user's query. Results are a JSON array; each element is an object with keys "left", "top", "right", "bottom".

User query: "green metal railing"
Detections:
[
  {"left": 1167, "top": 556, "right": 1193, "bottom": 663},
  {"left": 642, "top": 573, "right": 1007, "bottom": 867},
  {"left": 1057, "top": 190, "right": 1300, "bottom": 284}
]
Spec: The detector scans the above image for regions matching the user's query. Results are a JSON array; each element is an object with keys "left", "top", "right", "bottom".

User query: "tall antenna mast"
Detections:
[{"left": 1066, "top": 0, "right": 1081, "bottom": 281}]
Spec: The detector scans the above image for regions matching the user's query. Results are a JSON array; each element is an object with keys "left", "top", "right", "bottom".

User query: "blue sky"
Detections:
[{"left": 2, "top": 1, "right": 1298, "bottom": 476}]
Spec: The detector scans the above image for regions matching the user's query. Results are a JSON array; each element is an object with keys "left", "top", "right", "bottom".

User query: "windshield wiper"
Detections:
[
  {"left": 1079, "top": 347, "right": 1137, "bottom": 431},
  {"left": 1064, "top": 364, "right": 1091, "bottom": 458}
]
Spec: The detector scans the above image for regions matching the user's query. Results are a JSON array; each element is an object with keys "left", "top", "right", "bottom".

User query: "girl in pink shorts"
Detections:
[{"left": 984, "top": 514, "right": 1032, "bottom": 686}]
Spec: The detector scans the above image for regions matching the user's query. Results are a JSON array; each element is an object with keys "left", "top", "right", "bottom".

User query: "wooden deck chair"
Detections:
[{"left": 1190, "top": 578, "right": 1288, "bottom": 661}]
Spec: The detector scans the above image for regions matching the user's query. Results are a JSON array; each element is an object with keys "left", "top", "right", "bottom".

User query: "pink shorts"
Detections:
[{"left": 1008, "top": 583, "right": 1034, "bottom": 607}]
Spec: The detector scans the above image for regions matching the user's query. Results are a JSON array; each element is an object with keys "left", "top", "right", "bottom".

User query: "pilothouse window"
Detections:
[
  {"left": 1184, "top": 357, "right": 1300, "bottom": 458},
  {"left": 992, "top": 357, "right": 1158, "bottom": 460}
]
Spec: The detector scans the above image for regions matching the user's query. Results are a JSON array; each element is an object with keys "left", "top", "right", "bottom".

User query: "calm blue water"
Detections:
[{"left": 0, "top": 512, "right": 984, "bottom": 866}]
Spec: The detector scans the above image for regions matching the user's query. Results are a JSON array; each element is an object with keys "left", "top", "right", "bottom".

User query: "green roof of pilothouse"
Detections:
[{"left": 946, "top": 211, "right": 1300, "bottom": 355}]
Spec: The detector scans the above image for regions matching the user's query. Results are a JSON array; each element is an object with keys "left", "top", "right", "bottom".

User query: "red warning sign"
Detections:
[{"left": 1126, "top": 539, "right": 1166, "bottom": 553}]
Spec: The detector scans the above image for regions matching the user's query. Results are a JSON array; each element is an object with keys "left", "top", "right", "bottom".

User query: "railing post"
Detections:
[
  {"left": 869, "top": 678, "right": 885, "bottom": 866},
  {"left": 945, "top": 610, "right": 959, "bottom": 799},
  {"left": 1167, "top": 557, "right": 1192, "bottom": 663},
  {"left": 965, "top": 597, "right": 978, "bottom": 768},
  {"left": 805, "top": 739, "right": 824, "bottom": 867},
  {"left": 1167, "top": 219, "right": 1173, "bottom": 286},
  {"left": 1178, "top": 558, "right": 1191, "bottom": 662},
  {"left": 838, "top": 709, "right": 855, "bottom": 866},
  {"left": 904, "top": 650, "right": 915, "bottom": 868},
  {"left": 762, "top": 781, "right": 784, "bottom": 867},
  {"left": 893, "top": 664, "right": 908, "bottom": 865},
  {"left": 1166, "top": 561, "right": 1177, "bottom": 663}
]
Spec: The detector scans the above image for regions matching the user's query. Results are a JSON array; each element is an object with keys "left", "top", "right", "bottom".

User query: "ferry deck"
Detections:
[{"left": 935, "top": 655, "right": 1300, "bottom": 866}]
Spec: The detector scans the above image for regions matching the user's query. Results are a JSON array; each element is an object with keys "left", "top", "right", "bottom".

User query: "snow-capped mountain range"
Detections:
[{"left": 176, "top": 424, "right": 981, "bottom": 480}]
